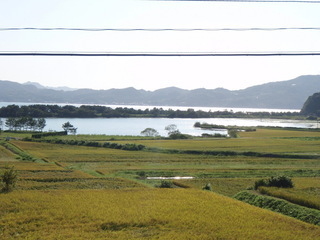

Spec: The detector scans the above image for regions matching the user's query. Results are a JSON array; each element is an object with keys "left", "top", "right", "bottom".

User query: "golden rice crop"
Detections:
[
  {"left": 175, "top": 178, "right": 258, "bottom": 197},
  {"left": 10, "top": 140, "right": 320, "bottom": 182},
  {"left": 259, "top": 185, "right": 320, "bottom": 210},
  {"left": 239, "top": 128, "right": 320, "bottom": 138},
  {"left": 0, "top": 189, "right": 319, "bottom": 240},
  {"left": 0, "top": 162, "right": 62, "bottom": 171},
  {"left": 0, "top": 145, "right": 18, "bottom": 162},
  {"left": 114, "top": 136, "right": 320, "bottom": 154},
  {"left": 17, "top": 169, "right": 95, "bottom": 179},
  {"left": 16, "top": 178, "right": 147, "bottom": 190},
  {"left": 293, "top": 177, "right": 320, "bottom": 189}
]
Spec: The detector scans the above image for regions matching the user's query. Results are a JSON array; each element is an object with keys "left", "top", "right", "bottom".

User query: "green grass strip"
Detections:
[
  {"left": 27, "top": 137, "right": 320, "bottom": 160},
  {"left": 233, "top": 191, "right": 320, "bottom": 226},
  {"left": 0, "top": 141, "right": 37, "bottom": 162}
]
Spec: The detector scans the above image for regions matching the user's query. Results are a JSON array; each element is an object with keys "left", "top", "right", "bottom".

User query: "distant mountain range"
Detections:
[
  {"left": 23, "top": 81, "right": 78, "bottom": 91},
  {"left": 1, "top": 75, "right": 320, "bottom": 110}
]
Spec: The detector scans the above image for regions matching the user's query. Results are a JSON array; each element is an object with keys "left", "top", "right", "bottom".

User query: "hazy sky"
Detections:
[{"left": 0, "top": 0, "right": 320, "bottom": 91}]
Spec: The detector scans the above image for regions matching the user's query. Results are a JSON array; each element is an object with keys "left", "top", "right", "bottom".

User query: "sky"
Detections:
[{"left": 0, "top": 0, "right": 320, "bottom": 91}]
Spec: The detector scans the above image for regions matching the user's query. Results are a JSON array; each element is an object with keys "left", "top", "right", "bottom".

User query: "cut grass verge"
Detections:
[{"left": 234, "top": 190, "right": 320, "bottom": 226}]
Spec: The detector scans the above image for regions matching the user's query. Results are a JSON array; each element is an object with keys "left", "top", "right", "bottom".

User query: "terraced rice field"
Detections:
[
  {"left": 0, "top": 128, "right": 319, "bottom": 239},
  {"left": 0, "top": 189, "right": 319, "bottom": 240}
]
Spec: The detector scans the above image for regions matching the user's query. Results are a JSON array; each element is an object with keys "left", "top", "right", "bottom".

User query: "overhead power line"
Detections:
[
  {"left": 157, "top": 0, "right": 320, "bottom": 3},
  {"left": 1, "top": 51, "right": 320, "bottom": 57},
  {"left": 1, "top": 27, "right": 320, "bottom": 32}
]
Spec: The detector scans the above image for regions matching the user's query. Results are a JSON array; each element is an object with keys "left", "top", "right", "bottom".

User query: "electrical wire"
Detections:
[
  {"left": 1, "top": 51, "right": 320, "bottom": 56},
  {"left": 1, "top": 27, "right": 320, "bottom": 32},
  {"left": 156, "top": 0, "right": 320, "bottom": 3}
]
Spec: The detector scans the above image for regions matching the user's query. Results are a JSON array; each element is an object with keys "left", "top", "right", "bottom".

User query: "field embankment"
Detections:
[{"left": 234, "top": 190, "right": 320, "bottom": 226}]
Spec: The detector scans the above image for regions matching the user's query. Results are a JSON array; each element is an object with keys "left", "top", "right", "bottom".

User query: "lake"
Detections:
[
  {"left": 0, "top": 102, "right": 316, "bottom": 136},
  {"left": 41, "top": 117, "right": 317, "bottom": 136}
]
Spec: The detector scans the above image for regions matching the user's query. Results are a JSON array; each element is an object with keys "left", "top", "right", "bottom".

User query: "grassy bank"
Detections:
[{"left": 234, "top": 191, "right": 320, "bottom": 226}]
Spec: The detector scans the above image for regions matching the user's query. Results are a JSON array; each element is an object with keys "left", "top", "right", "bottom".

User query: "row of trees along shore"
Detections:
[
  {"left": 0, "top": 104, "right": 303, "bottom": 119},
  {"left": 1, "top": 117, "right": 46, "bottom": 132}
]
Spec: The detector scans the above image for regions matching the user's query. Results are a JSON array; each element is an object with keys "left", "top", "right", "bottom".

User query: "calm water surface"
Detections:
[
  {"left": 43, "top": 118, "right": 317, "bottom": 136},
  {"left": 1, "top": 102, "right": 316, "bottom": 136}
]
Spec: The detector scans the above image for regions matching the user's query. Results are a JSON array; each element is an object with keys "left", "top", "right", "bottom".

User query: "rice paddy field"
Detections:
[
  {"left": 1, "top": 189, "right": 320, "bottom": 240},
  {"left": 0, "top": 127, "right": 319, "bottom": 239}
]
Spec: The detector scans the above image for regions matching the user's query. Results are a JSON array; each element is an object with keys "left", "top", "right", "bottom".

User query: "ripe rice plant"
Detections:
[
  {"left": 239, "top": 128, "right": 320, "bottom": 138},
  {"left": 0, "top": 145, "right": 17, "bottom": 162},
  {"left": 122, "top": 132, "right": 320, "bottom": 154},
  {"left": 0, "top": 189, "right": 319, "bottom": 239},
  {"left": 174, "top": 178, "right": 258, "bottom": 197},
  {"left": 16, "top": 178, "right": 147, "bottom": 190},
  {"left": 259, "top": 186, "right": 320, "bottom": 210}
]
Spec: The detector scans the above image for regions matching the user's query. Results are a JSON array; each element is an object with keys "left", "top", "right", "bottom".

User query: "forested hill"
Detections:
[
  {"left": 0, "top": 104, "right": 299, "bottom": 118},
  {"left": 1, "top": 75, "right": 320, "bottom": 109},
  {"left": 300, "top": 92, "right": 320, "bottom": 117}
]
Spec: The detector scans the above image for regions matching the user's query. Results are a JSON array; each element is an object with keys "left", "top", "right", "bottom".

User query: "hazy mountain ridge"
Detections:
[
  {"left": 24, "top": 82, "right": 78, "bottom": 91},
  {"left": 1, "top": 75, "right": 320, "bottom": 109}
]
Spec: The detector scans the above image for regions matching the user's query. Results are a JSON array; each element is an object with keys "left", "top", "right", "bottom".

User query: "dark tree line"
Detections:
[
  {"left": 0, "top": 104, "right": 301, "bottom": 119},
  {"left": 300, "top": 92, "right": 320, "bottom": 117}
]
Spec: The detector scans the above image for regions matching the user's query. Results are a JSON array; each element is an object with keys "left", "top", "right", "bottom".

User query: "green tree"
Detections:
[
  {"left": 300, "top": 92, "right": 320, "bottom": 117},
  {"left": 5, "top": 118, "right": 15, "bottom": 131},
  {"left": 26, "top": 117, "right": 37, "bottom": 131},
  {"left": 69, "top": 127, "right": 78, "bottom": 135},
  {"left": 62, "top": 121, "right": 73, "bottom": 131},
  {"left": 165, "top": 124, "right": 180, "bottom": 136},
  {"left": 141, "top": 128, "right": 159, "bottom": 137},
  {"left": 62, "top": 121, "right": 77, "bottom": 134},
  {"left": 228, "top": 129, "right": 238, "bottom": 138},
  {"left": 36, "top": 118, "right": 46, "bottom": 132},
  {"left": 1, "top": 166, "right": 18, "bottom": 193}
]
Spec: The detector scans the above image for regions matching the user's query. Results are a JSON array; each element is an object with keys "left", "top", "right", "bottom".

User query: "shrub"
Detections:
[
  {"left": 84, "top": 141, "right": 100, "bottom": 147},
  {"left": 156, "top": 180, "right": 174, "bottom": 188},
  {"left": 267, "top": 176, "right": 294, "bottom": 188},
  {"left": 201, "top": 133, "right": 225, "bottom": 138},
  {"left": 194, "top": 122, "right": 201, "bottom": 128},
  {"left": 137, "top": 171, "right": 147, "bottom": 179},
  {"left": 254, "top": 179, "right": 268, "bottom": 190},
  {"left": 122, "top": 144, "right": 146, "bottom": 151},
  {"left": 254, "top": 176, "right": 293, "bottom": 190},
  {"left": 202, "top": 183, "right": 212, "bottom": 191},
  {"left": 32, "top": 131, "right": 67, "bottom": 139},
  {"left": 228, "top": 129, "right": 238, "bottom": 138},
  {"left": 1, "top": 166, "right": 18, "bottom": 193},
  {"left": 169, "top": 133, "right": 192, "bottom": 139}
]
